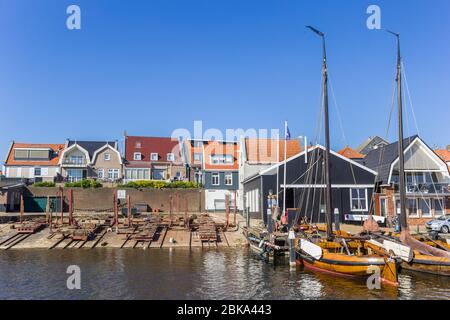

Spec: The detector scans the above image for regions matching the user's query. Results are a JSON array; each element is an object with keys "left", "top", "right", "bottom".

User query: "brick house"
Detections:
[
  {"left": 123, "top": 135, "right": 186, "bottom": 182},
  {"left": 362, "top": 135, "right": 450, "bottom": 227},
  {"left": 3, "top": 142, "right": 65, "bottom": 182},
  {"left": 59, "top": 140, "right": 122, "bottom": 182}
]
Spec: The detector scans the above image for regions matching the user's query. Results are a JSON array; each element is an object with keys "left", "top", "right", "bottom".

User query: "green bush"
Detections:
[
  {"left": 32, "top": 181, "right": 56, "bottom": 187},
  {"left": 118, "top": 180, "right": 199, "bottom": 189},
  {"left": 65, "top": 179, "right": 102, "bottom": 189}
]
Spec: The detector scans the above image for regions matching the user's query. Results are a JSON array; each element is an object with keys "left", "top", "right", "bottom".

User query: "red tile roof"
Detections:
[
  {"left": 204, "top": 141, "right": 239, "bottom": 170},
  {"left": 245, "top": 138, "right": 301, "bottom": 163},
  {"left": 125, "top": 136, "right": 183, "bottom": 164},
  {"left": 5, "top": 143, "right": 65, "bottom": 166},
  {"left": 338, "top": 146, "right": 365, "bottom": 159},
  {"left": 435, "top": 149, "right": 450, "bottom": 172}
]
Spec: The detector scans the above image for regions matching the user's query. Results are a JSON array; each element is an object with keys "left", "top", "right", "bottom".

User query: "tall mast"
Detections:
[
  {"left": 307, "top": 26, "right": 333, "bottom": 240},
  {"left": 389, "top": 31, "right": 408, "bottom": 231}
]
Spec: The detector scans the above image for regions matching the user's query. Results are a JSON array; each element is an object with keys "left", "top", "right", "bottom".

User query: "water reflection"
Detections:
[{"left": 0, "top": 249, "right": 448, "bottom": 300}]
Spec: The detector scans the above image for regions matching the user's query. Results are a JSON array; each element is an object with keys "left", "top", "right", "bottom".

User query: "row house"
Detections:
[
  {"left": 123, "top": 135, "right": 186, "bottom": 182},
  {"left": 3, "top": 142, "right": 65, "bottom": 182},
  {"left": 361, "top": 135, "right": 450, "bottom": 226},
  {"left": 59, "top": 140, "right": 122, "bottom": 182}
]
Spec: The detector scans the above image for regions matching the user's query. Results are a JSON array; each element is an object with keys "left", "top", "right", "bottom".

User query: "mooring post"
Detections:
[
  {"left": 184, "top": 196, "right": 188, "bottom": 229},
  {"left": 46, "top": 196, "right": 50, "bottom": 224},
  {"left": 68, "top": 189, "right": 73, "bottom": 226},
  {"left": 127, "top": 194, "right": 132, "bottom": 227},
  {"left": 59, "top": 187, "right": 64, "bottom": 226},
  {"left": 19, "top": 194, "right": 24, "bottom": 224},
  {"left": 288, "top": 229, "right": 296, "bottom": 270},
  {"left": 225, "top": 194, "right": 230, "bottom": 231},
  {"left": 169, "top": 195, "right": 173, "bottom": 227},
  {"left": 113, "top": 189, "right": 118, "bottom": 232},
  {"left": 233, "top": 190, "right": 237, "bottom": 227}
]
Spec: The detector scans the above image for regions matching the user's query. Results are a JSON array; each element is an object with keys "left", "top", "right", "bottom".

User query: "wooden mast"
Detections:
[
  {"left": 390, "top": 31, "right": 408, "bottom": 231},
  {"left": 307, "top": 26, "right": 333, "bottom": 240}
]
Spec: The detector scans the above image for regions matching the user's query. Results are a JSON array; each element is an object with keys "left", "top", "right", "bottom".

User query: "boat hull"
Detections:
[
  {"left": 401, "top": 254, "right": 450, "bottom": 276},
  {"left": 296, "top": 251, "right": 387, "bottom": 278}
]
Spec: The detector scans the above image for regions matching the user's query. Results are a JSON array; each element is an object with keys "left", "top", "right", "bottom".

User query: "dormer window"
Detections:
[
  {"left": 151, "top": 153, "right": 158, "bottom": 161},
  {"left": 133, "top": 152, "right": 142, "bottom": 161},
  {"left": 167, "top": 153, "right": 174, "bottom": 162},
  {"left": 211, "top": 154, "right": 233, "bottom": 165},
  {"left": 104, "top": 153, "right": 111, "bottom": 161}
]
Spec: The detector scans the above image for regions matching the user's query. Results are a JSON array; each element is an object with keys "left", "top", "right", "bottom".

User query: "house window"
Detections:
[
  {"left": 211, "top": 173, "right": 220, "bottom": 186},
  {"left": 224, "top": 173, "right": 233, "bottom": 186},
  {"left": 125, "top": 169, "right": 149, "bottom": 180},
  {"left": 151, "top": 153, "right": 158, "bottom": 161},
  {"left": 350, "top": 188, "right": 368, "bottom": 211},
  {"left": 419, "top": 198, "right": 431, "bottom": 217},
  {"left": 133, "top": 152, "right": 142, "bottom": 161},
  {"left": 194, "top": 141, "right": 203, "bottom": 148},
  {"left": 152, "top": 169, "right": 165, "bottom": 180},
  {"left": 67, "top": 169, "right": 83, "bottom": 182},
  {"left": 407, "top": 198, "right": 418, "bottom": 217},
  {"left": 135, "top": 142, "right": 141, "bottom": 148},
  {"left": 98, "top": 168, "right": 104, "bottom": 179},
  {"left": 108, "top": 169, "right": 119, "bottom": 180},
  {"left": 34, "top": 168, "right": 41, "bottom": 176},
  {"left": 434, "top": 198, "right": 444, "bottom": 216},
  {"left": 167, "top": 153, "right": 174, "bottom": 162},
  {"left": 69, "top": 155, "right": 84, "bottom": 165},
  {"left": 194, "top": 153, "right": 202, "bottom": 163},
  {"left": 379, "top": 197, "right": 387, "bottom": 216},
  {"left": 211, "top": 154, "right": 233, "bottom": 164},
  {"left": 104, "top": 153, "right": 111, "bottom": 161}
]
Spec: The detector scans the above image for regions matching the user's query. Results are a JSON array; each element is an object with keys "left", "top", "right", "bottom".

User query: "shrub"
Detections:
[
  {"left": 32, "top": 181, "right": 56, "bottom": 187},
  {"left": 118, "top": 180, "right": 199, "bottom": 189},
  {"left": 65, "top": 179, "right": 102, "bottom": 188}
]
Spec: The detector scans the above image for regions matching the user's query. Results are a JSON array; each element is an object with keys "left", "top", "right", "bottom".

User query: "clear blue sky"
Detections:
[{"left": 1, "top": 0, "right": 449, "bottom": 163}]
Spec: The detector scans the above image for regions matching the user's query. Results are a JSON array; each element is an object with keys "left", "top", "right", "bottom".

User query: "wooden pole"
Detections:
[
  {"left": 19, "top": 194, "right": 24, "bottom": 224},
  {"left": 225, "top": 194, "right": 230, "bottom": 231},
  {"left": 184, "top": 196, "right": 188, "bottom": 229},
  {"left": 68, "top": 189, "right": 73, "bottom": 226},
  {"left": 46, "top": 196, "right": 50, "bottom": 224},
  {"left": 233, "top": 190, "right": 237, "bottom": 226},
  {"left": 127, "top": 194, "right": 132, "bottom": 227},
  {"left": 169, "top": 195, "right": 173, "bottom": 227},
  {"left": 59, "top": 187, "right": 64, "bottom": 226},
  {"left": 114, "top": 189, "right": 118, "bottom": 232}
]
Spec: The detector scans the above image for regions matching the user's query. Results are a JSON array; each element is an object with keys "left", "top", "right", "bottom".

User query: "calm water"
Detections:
[{"left": 0, "top": 248, "right": 449, "bottom": 300}]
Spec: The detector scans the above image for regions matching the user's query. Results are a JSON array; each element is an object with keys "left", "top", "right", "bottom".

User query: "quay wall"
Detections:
[{"left": 24, "top": 187, "right": 205, "bottom": 213}]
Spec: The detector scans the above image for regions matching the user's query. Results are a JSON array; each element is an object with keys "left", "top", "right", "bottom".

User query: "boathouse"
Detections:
[{"left": 242, "top": 145, "right": 379, "bottom": 225}]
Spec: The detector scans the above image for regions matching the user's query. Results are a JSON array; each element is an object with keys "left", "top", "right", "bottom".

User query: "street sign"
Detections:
[{"left": 117, "top": 190, "right": 126, "bottom": 199}]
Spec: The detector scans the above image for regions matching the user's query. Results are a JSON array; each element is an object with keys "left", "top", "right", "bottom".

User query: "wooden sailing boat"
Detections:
[
  {"left": 368, "top": 32, "right": 450, "bottom": 276},
  {"left": 294, "top": 27, "right": 399, "bottom": 286}
]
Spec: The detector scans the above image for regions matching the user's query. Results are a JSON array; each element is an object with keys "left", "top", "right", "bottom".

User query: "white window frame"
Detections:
[
  {"left": 224, "top": 172, "right": 233, "bottom": 186},
  {"left": 133, "top": 152, "right": 142, "bottom": 161},
  {"left": 150, "top": 153, "right": 158, "bottom": 161},
  {"left": 211, "top": 172, "right": 220, "bottom": 186},
  {"left": 98, "top": 168, "right": 104, "bottom": 179},
  {"left": 433, "top": 198, "right": 445, "bottom": 216},
  {"left": 418, "top": 198, "right": 432, "bottom": 218},
  {"left": 104, "top": 153, "right": 111, "bottom": 161},
  {"left": 210, "top": 154, "right": 233, "bottom": 165},
  {"left": 406, "top": 198, "right": 419, "bottom": 218},
  {"left": 349, "top": 188, "right": 368, "bottom": 212},
  {"left": 108, "top": 168, "right": 119, "bottom": 180},
  {"left": 34, "top": 167, "right": 42, "bottom": 177},
  {"left": 167, "top": 153, "right": 174, "bottom": 162}
]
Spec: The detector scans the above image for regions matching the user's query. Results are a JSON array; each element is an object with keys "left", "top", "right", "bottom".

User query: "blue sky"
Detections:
[{"left": 0, "top": 0, "right": 449, "bottom": 163}]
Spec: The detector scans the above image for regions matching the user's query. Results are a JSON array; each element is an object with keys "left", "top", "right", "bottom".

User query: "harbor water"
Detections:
[{"left": 0, "top": 248, "right": 449, "bottom": 300}]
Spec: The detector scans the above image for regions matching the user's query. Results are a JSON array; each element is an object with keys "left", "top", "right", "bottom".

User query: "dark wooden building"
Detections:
[{"left": 243, "top": 145, "right": 378, "bottom": 225}]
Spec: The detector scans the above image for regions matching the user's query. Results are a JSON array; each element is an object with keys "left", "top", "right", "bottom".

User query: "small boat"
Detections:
[
  {"left": 294, "top": 26, "right": 399, "bottom": 286},
  {"left": 244, "top": 226, "right": 288, "bottom": 261}
]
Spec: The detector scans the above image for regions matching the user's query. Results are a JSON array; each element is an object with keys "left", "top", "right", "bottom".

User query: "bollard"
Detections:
[
  {"left": 288, "top": 230, "right": 296, "bottom": 270},
  {"left": 334, "top": 208, "right": 340, "bottom": 231}
]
